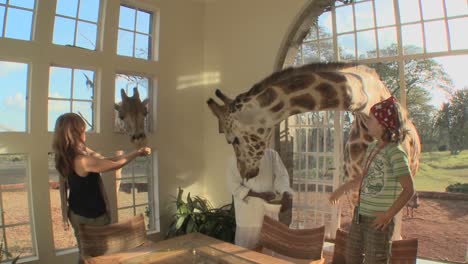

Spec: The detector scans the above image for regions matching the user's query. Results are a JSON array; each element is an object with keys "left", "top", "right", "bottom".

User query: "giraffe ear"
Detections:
[
  {"left": 215, "top": 89, "right": 233, "bottom": 105},
  {"left": 207, "top": 98, "right": 223, "bottom": 118},
  {"left": 133, "top": 87, "right": 140, "bottom": 100},
  {"left": 121, "top": 89, "right": 128, "bottom": 101}
]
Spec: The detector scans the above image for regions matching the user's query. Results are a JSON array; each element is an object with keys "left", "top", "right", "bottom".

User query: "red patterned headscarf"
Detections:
[{"left": 370, "top": 96, "right": 399, "bottom": 132}]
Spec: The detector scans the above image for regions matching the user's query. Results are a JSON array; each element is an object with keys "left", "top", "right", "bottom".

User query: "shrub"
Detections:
[
  {"left": 445, "top": 183, "right": 468, "bottom": 194},
  {"left": 166, "top": 187, "right": 236, "bottom": 243}
]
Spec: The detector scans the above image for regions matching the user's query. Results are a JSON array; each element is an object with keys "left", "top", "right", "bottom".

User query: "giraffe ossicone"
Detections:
[
  {"left": 207, "top": 62, "right": 420, "bottom": 182},
  {"left": 114, "top": 87, "right": 149, "bottom": 147}
]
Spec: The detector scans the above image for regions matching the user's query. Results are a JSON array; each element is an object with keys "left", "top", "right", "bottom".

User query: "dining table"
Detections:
[{"left": 84, "top": 232, "right": 296, "bottom": 264}]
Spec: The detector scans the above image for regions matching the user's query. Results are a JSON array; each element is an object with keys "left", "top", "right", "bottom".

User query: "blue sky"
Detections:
[{"left": 1, "top": 0, "right": 468, "bottom": 131}]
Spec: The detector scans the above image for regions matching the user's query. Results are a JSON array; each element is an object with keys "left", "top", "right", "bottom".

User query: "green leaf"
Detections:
[
  {"left": 186, "top": 218, "right": 196, "bottom": 233},
  {"left": 176, "top": 215, "right": 187, "bottom": 230}
]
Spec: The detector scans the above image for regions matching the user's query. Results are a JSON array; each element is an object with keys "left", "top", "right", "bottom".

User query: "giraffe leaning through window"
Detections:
[
  {"left": 114, "top": 87, "right": 149, "bottom": 147},
  {"left": 207, "top": 62, "right": 421, "bottom": 185}
]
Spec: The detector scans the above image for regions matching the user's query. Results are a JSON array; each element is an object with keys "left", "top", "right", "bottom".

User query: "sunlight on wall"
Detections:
[{"left": 176, "top": 72, "right": 220, "bottom": 90}]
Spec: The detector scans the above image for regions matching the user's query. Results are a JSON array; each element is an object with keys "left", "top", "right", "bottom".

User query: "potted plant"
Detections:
[{"left": 166, "top": 188, "right": 236, "bottom": 243}]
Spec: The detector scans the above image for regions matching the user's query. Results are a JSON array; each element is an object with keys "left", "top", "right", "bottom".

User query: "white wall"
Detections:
[{"left": 202, "top": 0, "right": 307, "bottom": 205}]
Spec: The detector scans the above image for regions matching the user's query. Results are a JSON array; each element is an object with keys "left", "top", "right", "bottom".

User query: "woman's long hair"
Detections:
[{"left": 52, "top": 113, "right": 87, "bottom": 179}]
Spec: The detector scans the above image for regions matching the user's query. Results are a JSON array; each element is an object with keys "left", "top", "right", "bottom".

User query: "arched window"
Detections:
[{"left": 277, "top": 1, "right": 468, "bottom": 262}]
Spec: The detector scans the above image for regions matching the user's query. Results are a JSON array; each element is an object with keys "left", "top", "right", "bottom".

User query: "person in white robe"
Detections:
[{"left": 226, "top": 148, "right": 293, "bottom": 249}]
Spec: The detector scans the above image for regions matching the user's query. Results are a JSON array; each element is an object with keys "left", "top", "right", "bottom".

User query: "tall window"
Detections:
[
  {"left": 53, "top": 0, "right": 101, "bottom": 50},
  {"left": 0, "top": 154, "right": 35, "bottom": 260},
  {"left": 0, "top": 0, "right": 35, "bottom": 41},
  {"left": 48, "top": 66, "right": 96, "bottom": 132},
  {"left": 117, "top": 5, "right": 153, "bottom": 59},
  {"left": 0, "top": 61, "right": 28, "bottom": 132},
  {"left": 281, "top": 0, "right": 468, "bottom": 262}
]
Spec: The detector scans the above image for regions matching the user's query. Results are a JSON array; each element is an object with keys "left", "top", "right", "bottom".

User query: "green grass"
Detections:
[{"left": 414, "top": 151, "right": 468, "bottom": 192}]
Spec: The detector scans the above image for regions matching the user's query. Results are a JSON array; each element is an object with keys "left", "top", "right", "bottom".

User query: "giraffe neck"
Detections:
[{"left": 233, "top": 64, "right": 390, "bottom": 128}]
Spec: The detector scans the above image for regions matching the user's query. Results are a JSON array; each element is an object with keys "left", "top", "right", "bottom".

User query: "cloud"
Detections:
[
  {"left": 4, "top": 93, "right": 26, "bottom": 109},
  {"left": 48, "top": 100, "right": 70, "bottom": 112},
  {"left": 0, "top": 61, "right": 26, "bottom": 77}
]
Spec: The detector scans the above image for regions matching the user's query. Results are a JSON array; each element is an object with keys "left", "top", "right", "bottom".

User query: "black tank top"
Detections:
[{"left": 68, "top": 171, "right": 106, "bottom": 218}]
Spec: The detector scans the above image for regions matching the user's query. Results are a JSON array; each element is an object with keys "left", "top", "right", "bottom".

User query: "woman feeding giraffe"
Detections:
[
  {"left": 329, "top": 96, "right": 415, "bottom": 264},
  {"left": 52, "top": 112, "right": 151, "bottom": 263}
]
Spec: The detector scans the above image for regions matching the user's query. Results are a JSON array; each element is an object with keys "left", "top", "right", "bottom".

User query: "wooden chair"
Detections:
[
  {"left": 78, "top": 214, "right": 150, "bottom": 258},
  {"left": 390, "top": 238, "right": 418, "bottom": 264},
  {"left": 257, "top": 215, "right": 325, "bottom": 263},
  {"left": 330, "top": 229, "right": 418, "bottom": 264}
]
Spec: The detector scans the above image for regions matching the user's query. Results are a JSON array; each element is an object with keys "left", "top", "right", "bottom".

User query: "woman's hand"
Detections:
[
  {"left": 138, "top": 147, "right": 151, "bottom": 156},
  {"left": 329, "top": 189, "right": 342, "bottom": 205},
  {"left": 372, "top": 211, "right": 392, "bottom": 230}
]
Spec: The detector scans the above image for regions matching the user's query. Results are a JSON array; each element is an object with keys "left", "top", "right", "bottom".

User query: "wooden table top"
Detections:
[{"left": 85, "top": 232, "right": 295, "bottom": 264}]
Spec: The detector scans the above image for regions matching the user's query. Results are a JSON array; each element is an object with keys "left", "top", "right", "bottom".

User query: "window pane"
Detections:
[
  {"left": 72, "top": 101, "right": 93, "bottom": 130},
  {"left": 424, "top": 21, "right": 447, "bottom": 53},
  {"left": 73, "top": 69, "right": 94, "bottom": 100},
  {"left": 118, "top": 208, "right": 135, "bottom": 221},
  {"left": 135, "top": 206, "right": 150, "bottom": 230},
  {"left": 302, "top": 42, "right": 320, "bottom": 63},
  {"left": 135, "top": 33, "right": 149, "bottom": 59},
  {"left": 0, "top": 0, "right": 5, "bottom": 4},
  {"left": 319, "top": 39, "right": 334, "bottom": 62},
  {"left": 115, "top": 75, "right": 149, "bottom": 102},
  {"left": 335, "top": 5, "right": 354, "bottom": 33},
  {"left": 5, "top": 8, "right": 33, "bottom": 40},
  {"left": 378, "top": 27, "right": 397, "bottom": 57},
  {"left": 78, "top": 0, "right": 99, "bottom": 22},
  {"left": 6, "top": 225, "right": 33, "bottom": 258},
  {"left": 4, "top": 188, "right": 29, "bottom": 226},
  {"left": 53, "top": 16, "right": 76, "bottom": 46},
  {"left": 49, "top": 67, "right": 72, "bottom": 98},
  {"left": 0, "top": 6, "right": 5, "bottom": 37},
  {"left": 357, "top": 29, "right": 377, "bottom": 59},
  {"left": 355, "top": 2, "right": 374, "bottom": 30},
  {"left": 48, "top": 100, "right": 70, "bottom": 131},
  {"left": 308, "top": 129, "right": 317, "bottom": 152},
  {"left": 0, "top": 154, "right": 34, "bottom": 259},
  {"left": 317, "top": 11, "right": 332, "bottom": 38},
  {"left": 117, "top": 30, "right": 134, "bottom": 57},
  {"left": 76, "top": 21, "right": 97, "bottom": 50},
  {"left": 338, "top": 33, "right": 355, "bottom": 60},
  {"left": 136, "top": 10, "right": 150, "bottom": 34},
  {"left": 118, "top": 179, "right": 135, "bottom": 208},
  {"left": 402, "top": 24, "right": 423, "bottom": 55},
  {"left": 445, "top": 0, "right": 468, "bottom": 17},
  {"left": 375, "top": 0, "right": 395, "bottom": 27},
  {"left": 119, "top": 6, "right": 135, "bottom": 30},
  {"left": 9, "top": 0, "right": 35, "bottom": 9},
  {"left": 56, "top": 0, "right": 78, "bottom": 17},
  {"left": 449, "top": 18, "right": 468, "bottom": 50},
  {"left": 421, "top": 0, "right": 444, "bottom": 20},
  {"left": 398, "top": 0, "right": 421, "bottom": 24},
  {"left": 0, "top": 61, "right": 28, "bottom": 132}
]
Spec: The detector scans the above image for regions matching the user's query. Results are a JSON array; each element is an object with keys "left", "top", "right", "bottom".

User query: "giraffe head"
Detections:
[
  {"left": 114, "top": 87, "right": 149, "bottom": 146},
  {"left": 207, "top": 89, "right": 271, "bottom": 180}
]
